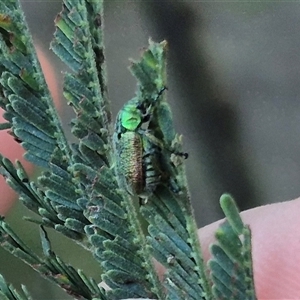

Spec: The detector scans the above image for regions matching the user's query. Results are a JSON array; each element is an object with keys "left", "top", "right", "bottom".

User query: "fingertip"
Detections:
[{"left": 198, "top": 198, "right": 300, "bottom": 299}]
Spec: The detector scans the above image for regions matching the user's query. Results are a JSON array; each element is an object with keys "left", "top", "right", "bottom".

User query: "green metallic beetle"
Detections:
[
  {"left": 113, "top": 92, "right": 187, "bottom": 198},
  {"left": 113, "top": 96, "right": 159, "bottom": 197}
]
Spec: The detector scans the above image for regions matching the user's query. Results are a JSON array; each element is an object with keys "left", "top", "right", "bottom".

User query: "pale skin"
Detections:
[{"left": 122, "top": 198, "right": 300, "bottom": 300}]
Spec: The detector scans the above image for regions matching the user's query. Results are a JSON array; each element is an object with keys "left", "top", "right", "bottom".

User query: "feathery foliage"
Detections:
[{"left": 0, "top": 0, "right": 256, "bottom": 299}]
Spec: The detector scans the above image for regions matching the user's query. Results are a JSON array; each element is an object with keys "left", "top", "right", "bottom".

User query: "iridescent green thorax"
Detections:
[
  {"left": 118, "top": 93, "right": 163, "bottom": 133},
  {"left": 120, "top": 98, "right": 142, "bottom": 131}
]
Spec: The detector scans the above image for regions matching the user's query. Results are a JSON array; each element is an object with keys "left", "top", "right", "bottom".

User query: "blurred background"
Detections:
[{"left": 1, "top": 0, "right": 300, "bottom": 298}]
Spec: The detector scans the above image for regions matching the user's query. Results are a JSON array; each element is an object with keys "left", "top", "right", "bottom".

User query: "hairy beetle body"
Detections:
[{"left": 113, "top": 88, "right": 186, "bottom": 197}]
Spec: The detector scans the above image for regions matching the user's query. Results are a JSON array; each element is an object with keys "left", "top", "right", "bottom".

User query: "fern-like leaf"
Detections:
[
  {"left": 74, "top": 162, "right": 162, "bottom": 299},
  {"left": 0, "top": 1, "right": 258, "bottom": 300},
  {"left": 0, "top": 218, "right": 106, "bottom": 300},
  {"left": 209, "top": 194, "right": 256, "bottom": 300},
  {"left": 126, "top": 40, "right": 213, "bottom": 300},
  {"left": 0, "top": 0, "right": 94, "bottom": 248},
  {"left": 51, "top": 0, "right": 112, "bottom": 167},
  {"left": 0, "top": 1, "right": 71, "bottom": 167},
  {"left": 51, "top": 1, "right": 163, "bottom": 298}
]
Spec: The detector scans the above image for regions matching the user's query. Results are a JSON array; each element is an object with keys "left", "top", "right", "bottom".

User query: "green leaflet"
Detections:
[
  {"left": 0, "top": 1, "right": 71, "bottom": 169},
  {"left": 122, "top": 41, "right": 212, "bottom": 299},
  {"left": 51, "top": 0, "right": 112, "bottom": 169},
  {"left": 0, "top": 7, "right": 94, "bottom": 243},
  {"left": 82, "top": 171, "right": 158, "bottom": 299},
  {"left": 0, "top": 220, "right": 106, "bottom": 300},
  {"left": 209, "top": 194, "right": 256, "bottom": 300},
  {"left": 0, "top": 0, "right": 94, "bottom": 253}
]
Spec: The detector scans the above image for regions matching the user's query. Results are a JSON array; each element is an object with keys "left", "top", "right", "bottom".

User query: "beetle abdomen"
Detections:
[{"left": 118, "top": 131, "right": 144, "bottom": 195}]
